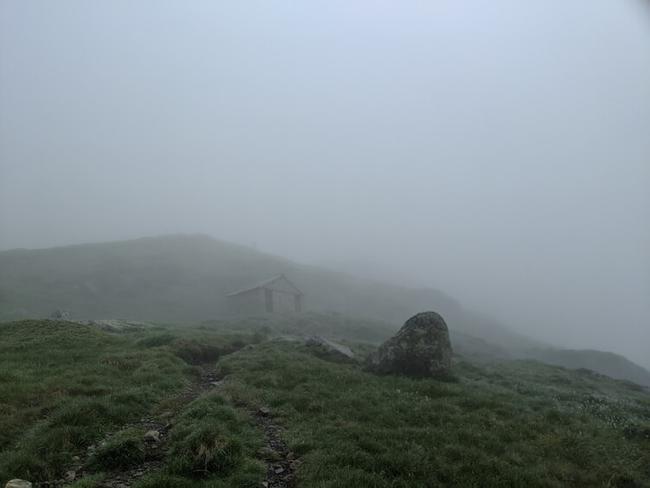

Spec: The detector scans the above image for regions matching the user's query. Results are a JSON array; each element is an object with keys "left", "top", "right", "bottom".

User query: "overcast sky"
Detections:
[{"left": 1, "top": 1, "right": 649, "bottom": 367}]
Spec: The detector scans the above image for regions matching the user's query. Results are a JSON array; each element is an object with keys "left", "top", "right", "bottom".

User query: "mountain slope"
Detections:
[
  {"left": 1, "top": 234, "right": 648, "bottom": 386},
  {"left": 0, "top": 234, "right": 466, "bottom": 325},
  {"left": 526, "top": 347, "right": 650, "bottom": 387}
]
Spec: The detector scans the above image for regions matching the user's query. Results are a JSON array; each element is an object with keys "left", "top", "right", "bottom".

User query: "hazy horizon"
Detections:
[{"left": 2, "top": 1, "right": 649, "bottom": 368}]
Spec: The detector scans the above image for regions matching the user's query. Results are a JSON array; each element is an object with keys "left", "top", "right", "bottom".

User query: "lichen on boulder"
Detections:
[{"left": 367, "top": 311, "right": 453, "bottom": 378}]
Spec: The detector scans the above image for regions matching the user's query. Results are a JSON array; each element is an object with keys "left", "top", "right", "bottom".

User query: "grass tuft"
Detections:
[
  {"left": 87, "top": 427, "right": 145, "bottom": 471},
  {"left": 166, "top": 393, "right": 263, "bottom": 479}
]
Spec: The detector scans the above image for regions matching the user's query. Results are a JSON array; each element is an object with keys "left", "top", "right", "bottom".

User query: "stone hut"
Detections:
[{"left": 226, "top": 274, "right": 303, "bottom": 314}]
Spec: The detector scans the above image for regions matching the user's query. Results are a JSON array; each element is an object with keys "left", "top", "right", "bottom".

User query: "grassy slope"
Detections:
[
  {"left": 219, "top": 342, "right": 650, "bottom": 487},
  {"left": 3, "top": 234, "right": 648, "bottom": 385},
  {"left": 0, "top": 320, "right": 186, "bottom": 479},
  {"left": 205, "top": 313, "right": 650, "bottom": 387},
  {"left": 1, "top": 318, "right": 649, "bottom": 487},
  {"left": 0, "top": 320, "right": 265, "bottom": 485},
  {"left": 526, "top": 348, "right": 650, "bottom": 389},
  {"left": 0, "top": 234, "right": 514, "bottom": 343}
]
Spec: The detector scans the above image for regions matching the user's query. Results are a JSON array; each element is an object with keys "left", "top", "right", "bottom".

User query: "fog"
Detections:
[{"left": 1, "top": 1, "right": 649, "bottom": 367}]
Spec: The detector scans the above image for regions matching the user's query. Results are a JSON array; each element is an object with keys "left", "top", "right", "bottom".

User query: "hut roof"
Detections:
[{"left": 225, "top": 274, "right": 303, "bottom": 297}]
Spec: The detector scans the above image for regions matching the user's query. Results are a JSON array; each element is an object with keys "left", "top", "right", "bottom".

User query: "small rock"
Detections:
[
  {"left": 210, "top": 380, "right": 222, "bottom": 387},
  {"left": 5, "top": 481, "right": 32, "bottom": 488},
  {"left": 65, "top": 471, "right": 76, "bottom": 482},
  {"left": 274, "top": 466, "right": 285, "bottom": 474},
  {"left": 305, "top": 336, "right": 355, "bottom": 363},
  {"left": 258, "top": 406, "right": 271, "bottom": 417},
  {"left": 144, "top": 430, "right": 161, "bottom": 442},
  {"left": 257, "top": 447, "right": 281, "bottom": 461},
  {"left": 261, "top": 482, "right": 269, "bottom": 488},
  {"left": 71, "top": 455, "right": 80, "bottom": 462}
]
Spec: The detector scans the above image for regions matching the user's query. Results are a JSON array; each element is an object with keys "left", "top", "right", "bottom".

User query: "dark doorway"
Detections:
[{"left": 265, "top": 289, "right": 273, "bottom": 312}]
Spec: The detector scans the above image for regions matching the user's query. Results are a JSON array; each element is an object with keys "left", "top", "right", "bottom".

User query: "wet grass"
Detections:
[
  {"left": 0, "top": 320, "right": 190, "bottom": 481},
  {"left": 163, "top": 393, "right": 264, "bottom": 485},
  {"left": 1, "top": 318, "right": 649, "bottom": 487},
  {"left": 87, "top": 427, "right": 146, "bottom": 471},
  {"left": 218, "top": 341, "right": 650, "bottom": 487},
  {"left": 0, "top": 319, "right": 260, "bottom": 483}
]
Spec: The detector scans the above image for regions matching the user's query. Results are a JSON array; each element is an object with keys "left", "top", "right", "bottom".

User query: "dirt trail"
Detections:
[
  {"left": 256, "top": 409, "right": 298, "bottom": 488},
  {"left": 37, "top": 362, "right": 299, "bottom": 487},
  {"left": 92, "top": 366, "right": 222, "bottom": 488},
  {"left": 35, "top": 365, "right": 221, "bottom": 488}
]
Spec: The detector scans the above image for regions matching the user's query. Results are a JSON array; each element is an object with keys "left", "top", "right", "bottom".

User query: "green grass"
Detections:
[
  {"left": 87, "top": 427, "right": 145, "bottom": 471},
  {"left": 1, "top": 318, "right": 649, "bottom": 487},
  {"left": 0, "top": 320, "right": 190, "bottom": 480},
  {"left": 164, "top": 393, "right": 264, "bottom": 484},
  {"left": 217, "top": 342, "right": 650, "bottom": 487},
  {"left": 0, "top": 319, "right": 259, "bottom": 482},
  {"left": 201, "top": 312, "right": 396, "bottom": 345},
  {"left": 67, "top": 474, "right": 105, "bottom": 487}
]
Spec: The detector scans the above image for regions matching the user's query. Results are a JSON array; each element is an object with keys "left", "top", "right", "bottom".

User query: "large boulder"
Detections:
[{"left": 368, "top": 311, "right": 452, "bottom": 378}]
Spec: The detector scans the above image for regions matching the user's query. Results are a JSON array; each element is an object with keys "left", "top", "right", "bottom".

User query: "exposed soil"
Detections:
[{"left": 255, "top": 409, "right": 298, "bottom": 488}]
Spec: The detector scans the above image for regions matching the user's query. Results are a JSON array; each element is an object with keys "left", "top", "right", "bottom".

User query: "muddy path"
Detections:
[{"left": 255, "top": 407, "right": 298, "bottom": 488}]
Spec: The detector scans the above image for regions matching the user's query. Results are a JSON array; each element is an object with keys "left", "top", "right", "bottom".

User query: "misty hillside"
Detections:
[
  {"left": 0, "top": 234, "right": 498, "bottom": 333},
  {"left": 2, "top": 2, "right": 649, "bottom": 486},
  {"left": 527, "top": 348, "right": 650, "bottom": 390},
  {"left": 2, "top": 234, "right": 649, "bottom": 387}
]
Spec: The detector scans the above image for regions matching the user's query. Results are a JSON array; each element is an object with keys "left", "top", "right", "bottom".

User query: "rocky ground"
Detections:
[{"left": 255, "top": 407, "right": 297, "bottom": 488}]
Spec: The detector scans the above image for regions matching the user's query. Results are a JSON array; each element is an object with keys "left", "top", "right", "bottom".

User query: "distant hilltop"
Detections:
[{"left": 0, "top": 234, "right": 463, "bottom": 325}]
